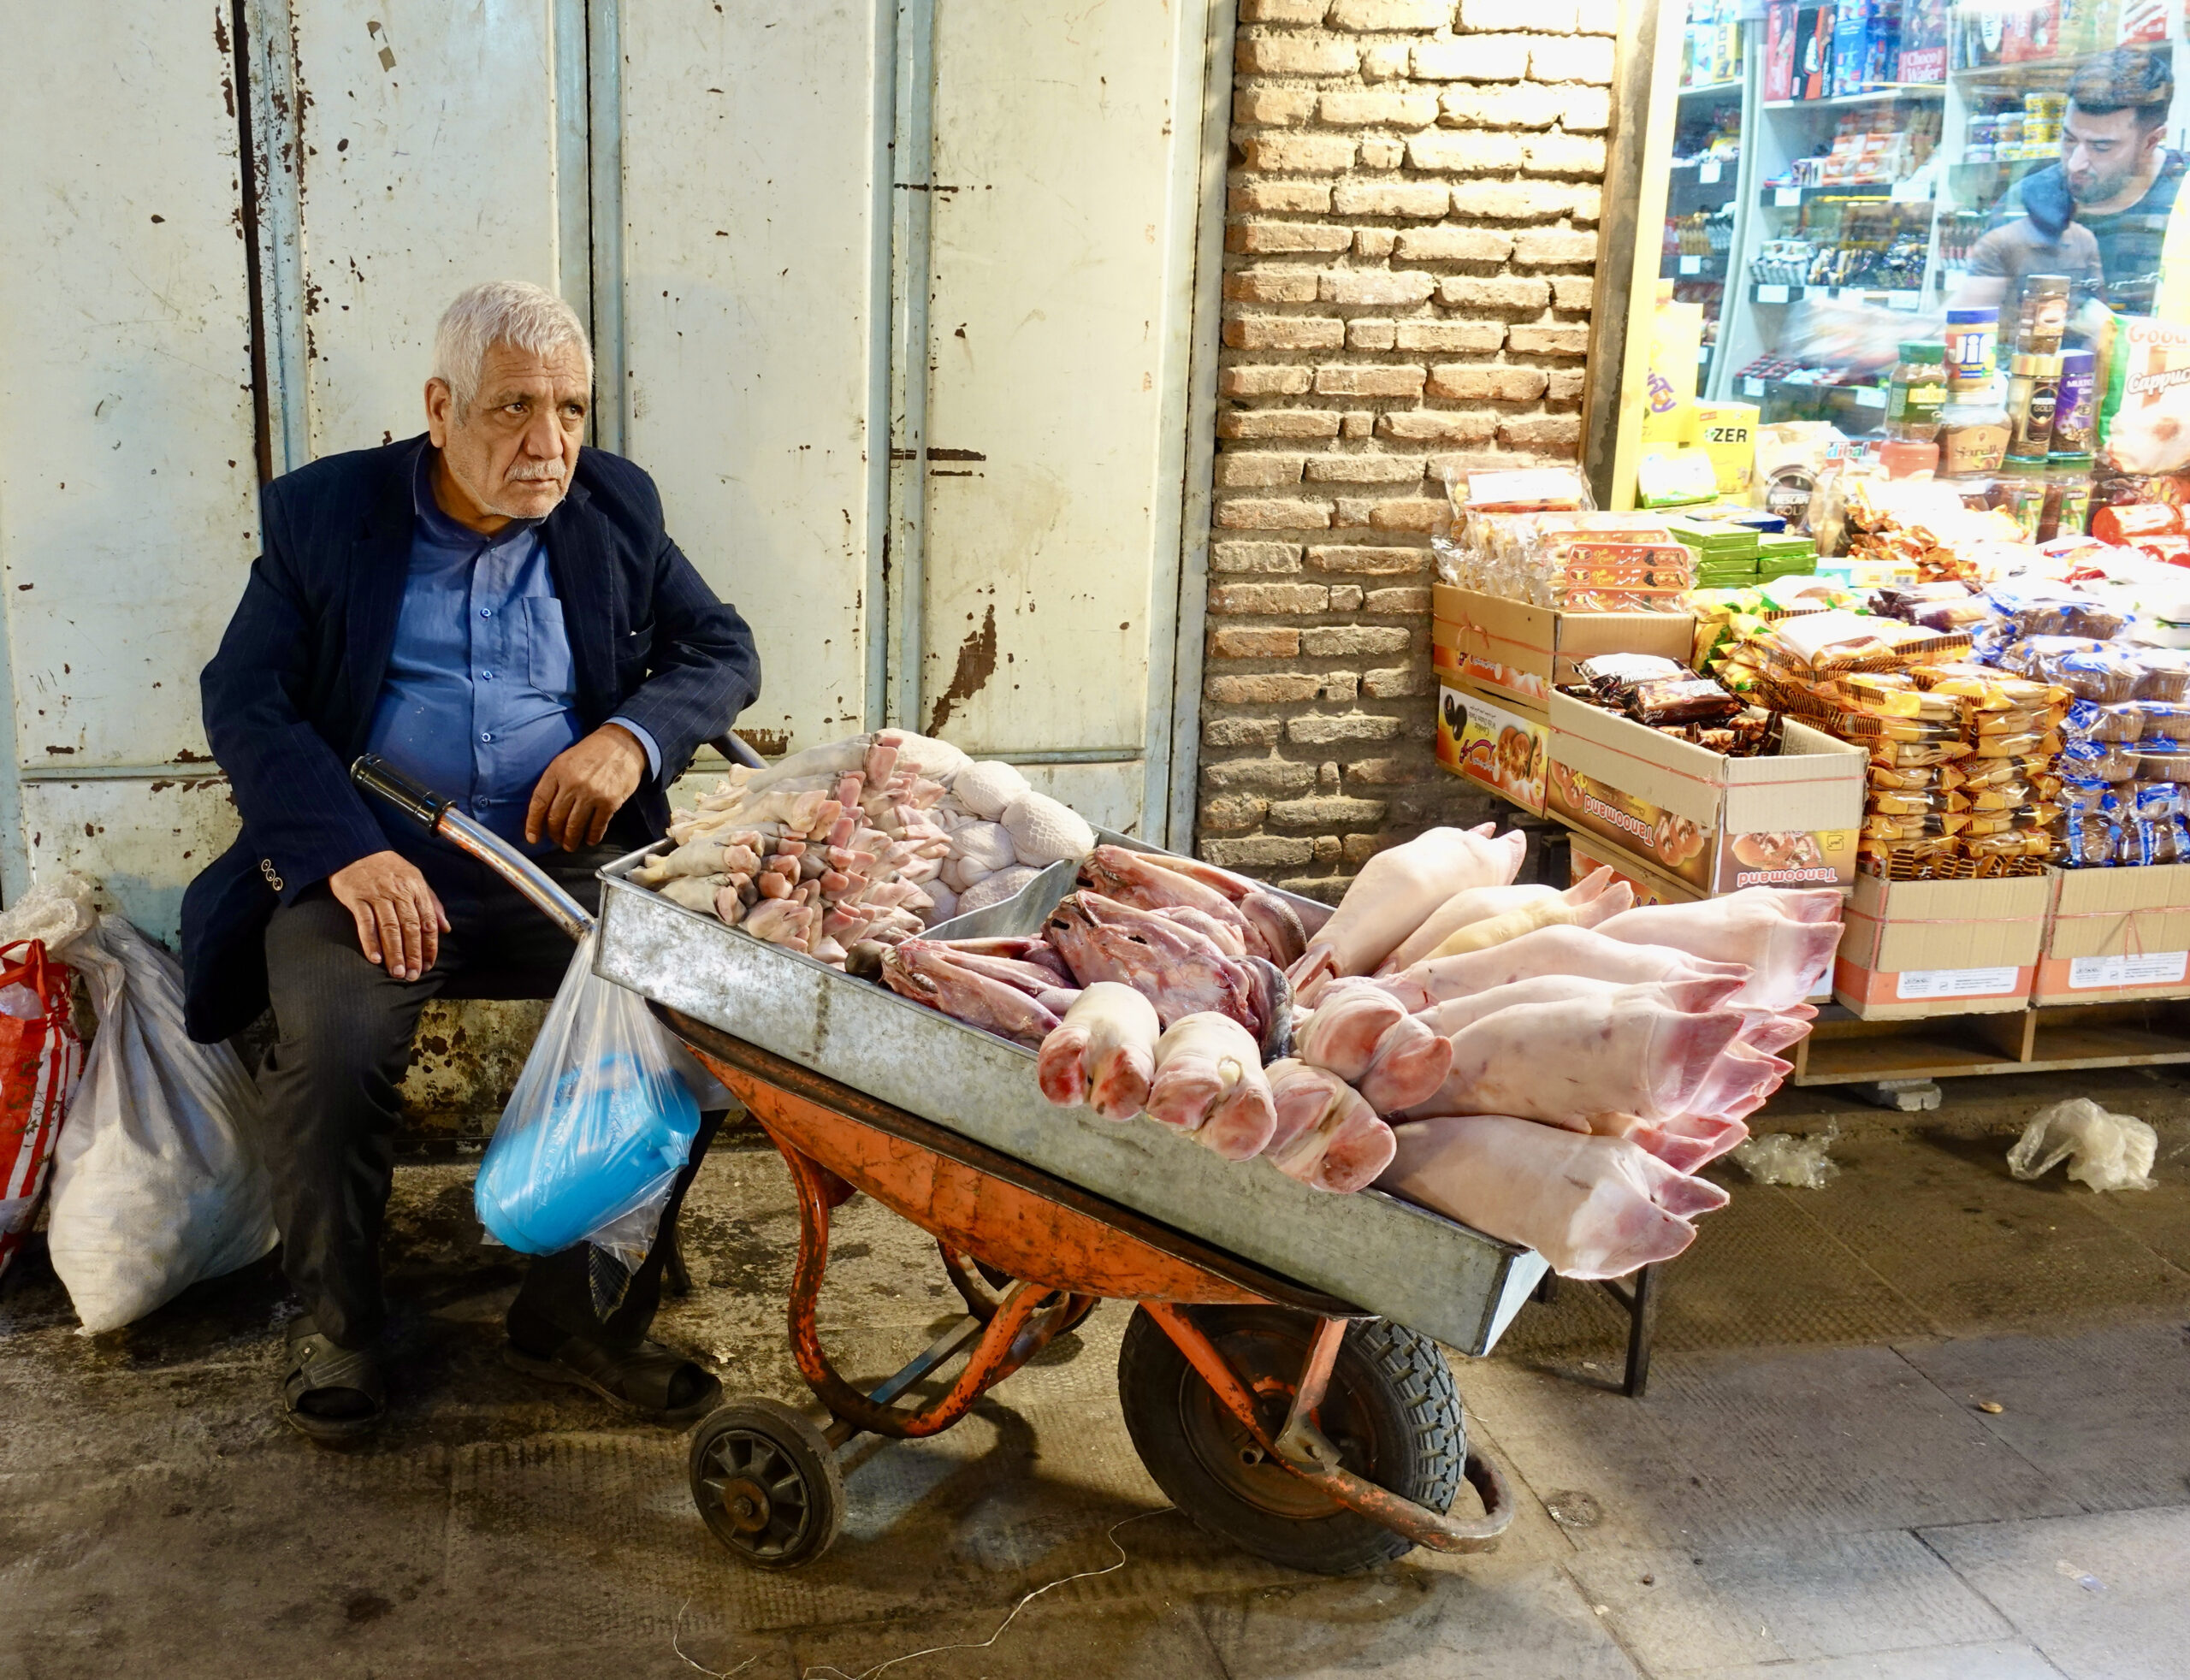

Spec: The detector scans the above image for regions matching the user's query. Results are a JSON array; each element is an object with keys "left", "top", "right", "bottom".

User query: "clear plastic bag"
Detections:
[
  {"left": 2006, "top": 1098, "right": 2157, "bottom": 1193},
  {"left": 474, "top": 931, "right": 723, "bottom": 1263},
  {"left": 1731, "top": 1126, "right": 1839, "bottom": 1189}
]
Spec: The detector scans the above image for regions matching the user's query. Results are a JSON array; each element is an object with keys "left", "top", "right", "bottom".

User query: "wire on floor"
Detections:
[
  {"left": 801, "top": 1506, "right": 1173, "bottom": 1680},
  {"left": 668, "top": 1506, "right": 1174, "bottom": 1679}
]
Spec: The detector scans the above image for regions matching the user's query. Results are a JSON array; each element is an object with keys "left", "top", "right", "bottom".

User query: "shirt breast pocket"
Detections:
[{"left": 523, "top": 597, "right": 577, "bottom": 700}]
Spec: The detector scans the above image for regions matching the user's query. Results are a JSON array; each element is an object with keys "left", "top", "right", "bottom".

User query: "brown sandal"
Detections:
[{"left": 504, "top": 1335, "right": 721, "bottom": 1423}]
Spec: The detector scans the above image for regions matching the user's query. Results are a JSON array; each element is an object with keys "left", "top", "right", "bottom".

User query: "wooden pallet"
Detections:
[{"left": 1791, "top": 997, "right": 2190, "bottom": 1085}]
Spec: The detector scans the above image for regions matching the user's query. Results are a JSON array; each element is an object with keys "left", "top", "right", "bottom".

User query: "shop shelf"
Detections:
[
  {"left": 1678, "top": 78, "right": 1744, "bottom": 98},
  {"left": 1761, "top": 82, "right": 1948, "bottom": 112},
  {"left": 1665, "top": 251, "right": 1730, "bottom": 280},
  {"left": 1758, "top": 181, "right": 1899, "bottom": 207},
  {"left": 1746, "top": 282, "right": 1924, "bottom": 309},
  {"left": 1792, "top": 999, "right": 2190, "bottom": 1085}
]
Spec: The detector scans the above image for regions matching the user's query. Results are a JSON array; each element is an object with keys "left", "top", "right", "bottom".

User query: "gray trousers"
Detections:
[{"left": 249, "top": 843, "right": 718, "bottom": 1352}]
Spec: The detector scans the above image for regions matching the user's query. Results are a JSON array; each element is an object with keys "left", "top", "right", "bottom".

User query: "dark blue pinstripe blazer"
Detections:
[{"left": 181, "top": 433, "right": 761, "bottom": 1043}]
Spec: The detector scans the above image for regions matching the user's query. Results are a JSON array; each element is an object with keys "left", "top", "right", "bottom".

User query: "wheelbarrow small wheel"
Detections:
[
  {"left": 1116, "top": 1305, "right": 1463, "bottom": 1576},
  {"left": 688, "top": 1397, "right": 844, "bottom": 1570}
]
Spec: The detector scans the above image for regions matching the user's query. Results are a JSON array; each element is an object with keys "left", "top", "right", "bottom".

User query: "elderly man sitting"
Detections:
[{"left": 183, "top": 280, "right": 760, "bottom": 1441}]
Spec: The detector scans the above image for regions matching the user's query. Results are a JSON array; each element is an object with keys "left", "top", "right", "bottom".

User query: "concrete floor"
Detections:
[{"left": 3, "top": 1068, "right": 2187, "bottom": 1680}]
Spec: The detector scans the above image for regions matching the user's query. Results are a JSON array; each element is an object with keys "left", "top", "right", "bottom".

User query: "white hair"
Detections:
[{"left": 431, "top": 280, "right": 592, "bottom": 414}]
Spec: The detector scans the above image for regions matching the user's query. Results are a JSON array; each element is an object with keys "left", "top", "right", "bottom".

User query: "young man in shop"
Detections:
[
  {"left": 1958, "top": 46, "right": 2182, "bottom": 319},
  {"left": 183, "top": 279, "right": 761, "bottom": 1442}
]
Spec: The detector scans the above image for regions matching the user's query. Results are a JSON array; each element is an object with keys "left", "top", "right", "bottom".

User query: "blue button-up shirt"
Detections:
[{"left": 363, "top": 449, "right": 658, "bottom": 859}]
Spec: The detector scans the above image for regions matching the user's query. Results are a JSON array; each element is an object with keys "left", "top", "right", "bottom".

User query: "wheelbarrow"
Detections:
[{"left": 353, "top": 752, "right": 1519, "bottom": 1576}]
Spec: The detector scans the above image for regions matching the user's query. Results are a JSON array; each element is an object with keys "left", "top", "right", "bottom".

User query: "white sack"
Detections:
[{"left": 46, "top": 916, "right": 276, "bottom": 1333}]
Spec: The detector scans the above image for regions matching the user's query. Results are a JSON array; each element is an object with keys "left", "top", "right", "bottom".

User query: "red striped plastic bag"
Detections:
[{"left": 0, "top": 939, "right": 84, "bottom": 1278}]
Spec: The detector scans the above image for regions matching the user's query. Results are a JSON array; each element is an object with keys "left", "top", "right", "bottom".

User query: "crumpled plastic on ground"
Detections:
[
  {"left": 2007, "top": 1098, "right": 2157, "bottom": 1193},
  {"left": 1731, "top": 1125, "right": 1840, "bottom": 1189}
]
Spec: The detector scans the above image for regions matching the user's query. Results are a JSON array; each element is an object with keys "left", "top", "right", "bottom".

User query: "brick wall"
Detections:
[{"left": 1198, "top": 0, "right": 1615, "bottom": 898}]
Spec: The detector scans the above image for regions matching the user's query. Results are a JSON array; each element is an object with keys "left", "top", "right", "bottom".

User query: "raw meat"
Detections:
[
  {"left": 1146, "top": 1013, "right": 1278, "bottom": 1161},
  {"left": 1001, "top": 791, "right": 1097, "bottom": 866},
  {"left": 1081, "top": 845, "right": 1263, "bottom": 956},
  {"left": 956, "top": 865, "right": 1042, "bottom": 914},
  {"left": 1416, "top": 973, "right": 1748, "bottom": 1038},
  {"left": 1414, "top": 885, "right": 1637, "bottom": 963},
  {"left": 1377, "top": 867, "right": 1629, "bottom": 974},
  {"left": 1037, "top": 982, "right": 1160, "bottom": 1121},
  {"left": 879, "top": 940, "right": 1061, "bottom": 1047},
  {"left": 1594, "top": 888, "right": 1844, "bottom": 1012},
  {"left": 1293, "top": 980, "right": 1453, "bottom": 1113},
  {"left": 1396, "top": 992, "right": 1744, "bottom": 1128},
  {"left": 1376, "top": 923, "right": 1751, "bottom": 1012},
  {"left": 1288, "top": 825, "right": 1525, "bottom": 1000},
  {"left": 954, "top": 760, "right": 1031, "bottom": 819},
  {"left": 1123, "top": 851, "right": 1310, "bottom": 967},
  {"left": 1686, "top": 1040, "right": 1793, "bottom": 1119},
  {"left": 1045, "top": 891, "right": 1260, "bottom": 1032},
  {"left": 1378, "top": 1115, "right": 1728, "bottom": 1278},
  {"left": 1262, "top": 1061, "right": 1397, "bottom": 1193},
  {"left": 1587, "top": 1111, "right": 1751, "bottom": 1174}
]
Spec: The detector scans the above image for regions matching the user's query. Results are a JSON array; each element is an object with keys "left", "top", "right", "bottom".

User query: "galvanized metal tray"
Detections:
[{"left": 593, "top": 832, "right": 1548, "bottom": 1355}]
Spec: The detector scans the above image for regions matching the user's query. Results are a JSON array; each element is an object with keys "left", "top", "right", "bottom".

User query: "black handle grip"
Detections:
[
  {"left": 351, "top": 754, "right": 451, "bottom": 831},
  {"left": 709, "top": 731, "right": 767, "bottom": 771}
]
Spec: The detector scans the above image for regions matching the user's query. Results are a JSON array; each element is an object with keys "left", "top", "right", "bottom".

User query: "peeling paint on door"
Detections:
[{"left": 926, "top": 604, "right": 997, "bottom": 735}]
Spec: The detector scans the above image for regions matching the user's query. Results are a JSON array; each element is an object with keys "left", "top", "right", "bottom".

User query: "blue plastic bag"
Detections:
[{"left": 475, "top": 931, "right": 713, "bottom": 1258}]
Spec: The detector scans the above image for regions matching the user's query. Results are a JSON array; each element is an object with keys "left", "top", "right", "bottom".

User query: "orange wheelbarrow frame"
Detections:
[{"left": 661, "top": 1005, "right": 1512, "bottom": 1558}]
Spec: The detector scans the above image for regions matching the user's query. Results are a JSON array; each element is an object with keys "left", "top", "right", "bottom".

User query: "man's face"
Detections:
[
  {"left": 424, "top": 340, "right": 589, "bottom": 526},
  {"left": 2063, "top": 104, "right": 2163, "bottom": 203}
]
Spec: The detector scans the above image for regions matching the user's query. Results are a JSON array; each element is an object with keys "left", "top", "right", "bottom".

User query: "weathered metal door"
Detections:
[
  {"left": 890, "top": 0, "right": 1214, "bottom": 835},
  {"left": 0, "top": 9, "right": 262, "bottom": 932},
  {"left": 0, "top": 0, "right": 1221, "bottom": 938}
]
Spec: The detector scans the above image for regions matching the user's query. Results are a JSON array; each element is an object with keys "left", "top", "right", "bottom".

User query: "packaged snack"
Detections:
[
  {"left": 1868, "top": 761, "right": 1960, "bottom": 791},
  {"left": 2134, "top": 700, "right": 2190, "bottom": 736},
  {"left": 2063, "top": 737, "right": 2140, "bottom": 782},
  {"left": 1982, "top": 588, "right": 2127, "bottom": 640},
  {"left": 2136, "top": 650, "right": 2190, "bottom": 701},
  {"left": 1576, "top": 653, "right": 1687, "bottom": 694},
  {"left": 1459, "top": 466, "right": 1595, "bottom": 515},
  {"left": 2063, "top": 700, "right": 2147, "bottom": 743},
  {"left": 1862, "top": 809, "right": 1972, "bottom": 841},
  {"left": 2097, "top": 316, "right": 2190, "bottom": 480},
  {"left": 1962, "top": 780, "right": 2034, "bottom": 810},
  {"left": 1868, "top": 787, "right": 1972, "bottom": 817},
  {"left": 2049, "top": 646, "right": 2144, "bottom": 703},
  {"left": 1971, "top": 728, "right": 2062, "bottom": 759},
  {"left": 2090, "top": 500, "right": 2184, "bottom": 545},
  {"left": 1631, "top": 675, "right": 1742, "bottom": 727},
  {"left": 1869, "top": 738, "right": 1974, "bottom": 768},
  {"left": 1910, "top": 662, "right": 2063, "bottom": 712},
  {"left": 2058, "top": 782, "right": 2122, "bottom": 866},
  {"left": 2135, "top": 739, "right": 2190, "bottom": 781},
  {"left": 1963, "top": 827, "right": 2063, "bottom": 861}
]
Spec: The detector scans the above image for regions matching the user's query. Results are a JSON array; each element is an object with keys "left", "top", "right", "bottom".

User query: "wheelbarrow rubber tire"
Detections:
[
  {"left": 1116, "top": 1304, "right": 1463, "bottom": 1576},
  {"left": 688, "top": 1397, "right": 845, "bottom": 1569}
]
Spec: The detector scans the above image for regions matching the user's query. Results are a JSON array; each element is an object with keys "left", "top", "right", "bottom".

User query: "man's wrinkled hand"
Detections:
[
  {"left": 526, "top": 723, "right": 648, "bottom": 852},
  {"left": 328, "top": 851, "right": 450, "bottom": 981}
]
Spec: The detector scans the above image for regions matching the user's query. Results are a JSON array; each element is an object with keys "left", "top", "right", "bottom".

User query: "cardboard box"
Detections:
[
  {"left": 2035, "top": 865, "right": 2190, "bottom": 1003},
  {"left": 1546, "top": 692, "right": 1864, "bottom": 892},
  {"left": 1566, "top": 826, "right": 1704, "bottom": 906},
  {"left": 1834, "top": 873, "right": 2050, "bottom": 1019},
  {"left": 1437, "top": 681, "right": 1548, "bottom": 815},
  {"left": 1431, "top": 583, "right": 1696, "bottom": 707}
]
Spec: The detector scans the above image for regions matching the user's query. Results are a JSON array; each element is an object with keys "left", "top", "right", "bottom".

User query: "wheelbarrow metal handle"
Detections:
[{"left": 351, "top": 754, "right": 595, "bottom": 944}]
